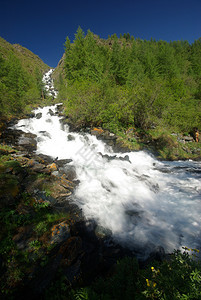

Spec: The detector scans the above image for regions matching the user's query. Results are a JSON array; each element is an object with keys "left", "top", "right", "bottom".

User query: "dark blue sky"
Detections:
[{"left": 0, "top": 0, "right": 200, "bottom": 67}]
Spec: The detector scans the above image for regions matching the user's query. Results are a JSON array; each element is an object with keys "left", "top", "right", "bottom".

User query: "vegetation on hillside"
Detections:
[
  {"left": 0, "top": 32, "right": 201, "bottom": 298},
  {"left": 0, "top": 37, "right": 49, "bottom": 117},
  {"left": 68, "top": 250, "right": 201, "bottom": 300},
  {"left": 55, "top": 28, "right": 201, "bottom": 144}
]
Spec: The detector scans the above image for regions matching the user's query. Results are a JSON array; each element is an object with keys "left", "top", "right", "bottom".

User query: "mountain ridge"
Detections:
[{"left": 0, "top": 37, "right": 49, "bottom": 74}]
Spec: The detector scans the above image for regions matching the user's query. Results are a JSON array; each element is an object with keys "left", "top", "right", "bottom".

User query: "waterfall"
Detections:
[{"left": 42, "top": 69, "right": 58, "bottom": 98}]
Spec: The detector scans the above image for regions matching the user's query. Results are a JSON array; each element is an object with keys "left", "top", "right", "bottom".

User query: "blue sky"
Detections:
[{"left": 0, "top": 0, "right": 200, "bottom": 67}]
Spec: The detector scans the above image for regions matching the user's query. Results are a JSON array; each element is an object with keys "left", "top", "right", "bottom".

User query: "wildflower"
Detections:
[
  {"left": 146, "top": 279, "right": 150, "bottom": 287},
  {"left": 151, "top": 266, "right": 155, "bottom": 271}
]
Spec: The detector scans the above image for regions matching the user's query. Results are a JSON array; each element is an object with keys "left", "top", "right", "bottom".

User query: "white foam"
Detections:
[{"left": 14, "top": 103, "right": 201, "bottom": 258}]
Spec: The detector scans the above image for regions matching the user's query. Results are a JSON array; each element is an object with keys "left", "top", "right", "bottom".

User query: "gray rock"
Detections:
[
  {"left": 51, "top": 221, "right": 71, "bottom": 245},
  {"left": 68, "top": 134, "right": 75, "bottom": 141},
  {"left": 35, "top": 113, "right": 42, "bottom": 119},
  {"left": 55, "top": 158, "right": 73, "bottom": 167},
  {"left": 18, "top": 132, "right": 37, "bottom": 152}
]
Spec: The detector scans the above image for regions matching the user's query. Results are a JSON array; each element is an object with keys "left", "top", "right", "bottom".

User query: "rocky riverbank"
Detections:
[
  {"left": 1, "top": 105, "right": 200, "bottom": 299},
  {"left": 1, "top": 113, "right": 167, "bottom": 299},
  {"left": 61, "top": 115, "right": 201, "bottom": 160}
]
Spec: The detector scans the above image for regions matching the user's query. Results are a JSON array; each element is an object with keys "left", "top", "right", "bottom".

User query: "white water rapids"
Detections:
[
  {"left": 14, "top": 104, "right": 201, "bottom": 258},
  {"left": 14, "top": 70, "right": 201, "bottom": 259}
]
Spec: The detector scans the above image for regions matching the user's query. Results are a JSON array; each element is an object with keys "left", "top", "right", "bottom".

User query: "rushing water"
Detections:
[
  {"left": 42, "top": 69, "right": 58, "bottom": 98},
  {"left": 14, "top": 104, "right": 201, "bottom": 258},
  {"left": 14, "top": 71, "right": 201, "bottom": 259}
]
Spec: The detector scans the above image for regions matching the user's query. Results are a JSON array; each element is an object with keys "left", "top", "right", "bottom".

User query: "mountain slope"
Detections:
[
  {"left": 0, "top": 37, "right": 49, "bottom": 74},
  {"left": 0, "top": 37, "right": 50, "bottom": 118}
]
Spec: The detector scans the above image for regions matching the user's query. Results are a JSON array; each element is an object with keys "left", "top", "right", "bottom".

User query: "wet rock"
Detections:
[
  {"left": 118, "top": 154, "right": 131, "bottom": 163},
  {"left": 91, "top": 128, "right": 117, "bottom": 147},
  {"left": 99, "top": 153, "right": 117, "bottom": 161},
  {"left": 67, "top": 134, "right": 75, "bottom": 141},
  {"left": 35, "top": 113, "right": 42, "bottom": 119},
  {"left": 99, "top": 153, "right": 131, "bottom": 163},
  {"left": 49, "top": 183, "right": 72, "bottom": 200},
  {"left": 48, "top": 109, "right": 54, "bottom": 116},
  {"left": 59, "top": 165, "right": 77, "bottom": 181},
  {"left": 60, "top": 176, "right": 75, "bottom": 191},
  {"left": 50, "top": 221, "right": 71, "bottom": 245},
  {"left": 18, "top": 132, "right": 37, "bottom": 152},
  {"left": 55, "top": 158, "right": 73, "bottom": 167},
  {"left": 39, "top": 131, "right": 51, "bottom": 138},
  {"left": 36, "top": 154, "right": 54, "bottom": 164}
]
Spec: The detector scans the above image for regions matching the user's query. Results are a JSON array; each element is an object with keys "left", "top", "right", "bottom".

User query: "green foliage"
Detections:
[
  {"left": 0, "top": 37, "right": 49, "bottom": 117},
  {"left": 29, "top": 239, "right": 42, "bottom": 251},
  {"left": 141, "top": 249, "right": 201, "bottom": 299},
  {"left": 71, "top": 251, "right": 201, "bottom": 300},
  {"left": 59, "top": 28, "right": 201, "bottom": 134}
]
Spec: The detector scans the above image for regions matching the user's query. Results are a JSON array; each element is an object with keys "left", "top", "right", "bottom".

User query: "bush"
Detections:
[{"left": 71, "top": 250, "right": 201, "bottom": 300}]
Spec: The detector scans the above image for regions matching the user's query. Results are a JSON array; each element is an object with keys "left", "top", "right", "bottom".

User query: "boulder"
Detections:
[
  {"left": 35, "top": 113, "right": 42, "bottom": 119},
  {"left": 31, "top": 163, "right": 46, "bottom": 173},
  {"left": 67, "top": 134, "right": 75, "bottom": 141},
  {"left": 48, "top": 109, "right": 54, "bottom": 116},
  {"left": 55, "top": 158, "right": 73, "bottom": 167},
  {"left": 59, "top": 165, "right": 77, "bottom": 181},
  {"left": 18, "top": 132, "right": 37, "bottom": 152},
  {"left": 47, "top": 162, "right": 57, "bottom": 172},
  {"left": 50, "top": 221, "right": 71, "bottom": 245}
]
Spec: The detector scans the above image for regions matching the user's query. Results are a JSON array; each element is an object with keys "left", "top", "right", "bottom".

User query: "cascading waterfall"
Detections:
[
  {"left": 42, "top": 69, "right": 58, "bottom": 98},
  {"left": 14, "top": 70, "right": 201, "bottom": 259}
]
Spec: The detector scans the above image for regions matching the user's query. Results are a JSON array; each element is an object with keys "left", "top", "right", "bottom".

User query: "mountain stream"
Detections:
[{"left": 14, "top": 70, "right": 201, "bottom": 259}]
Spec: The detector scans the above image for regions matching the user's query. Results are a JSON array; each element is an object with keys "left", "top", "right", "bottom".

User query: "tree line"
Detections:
[{"left": 56, "top": 27, "right": 201, "bottom": 133}]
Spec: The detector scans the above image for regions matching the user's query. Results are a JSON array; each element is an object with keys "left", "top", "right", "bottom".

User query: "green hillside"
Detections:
[
  {"left": 54, "top": 28, "right": 201, "bottom": 159},
  {"left": 0, "top": 37, "right": 49, "bottom": 118}
]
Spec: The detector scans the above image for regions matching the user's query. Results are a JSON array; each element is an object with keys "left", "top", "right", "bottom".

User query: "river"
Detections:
[{"left": 14, "top": 70, "right": 201, "bottom": 259}]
